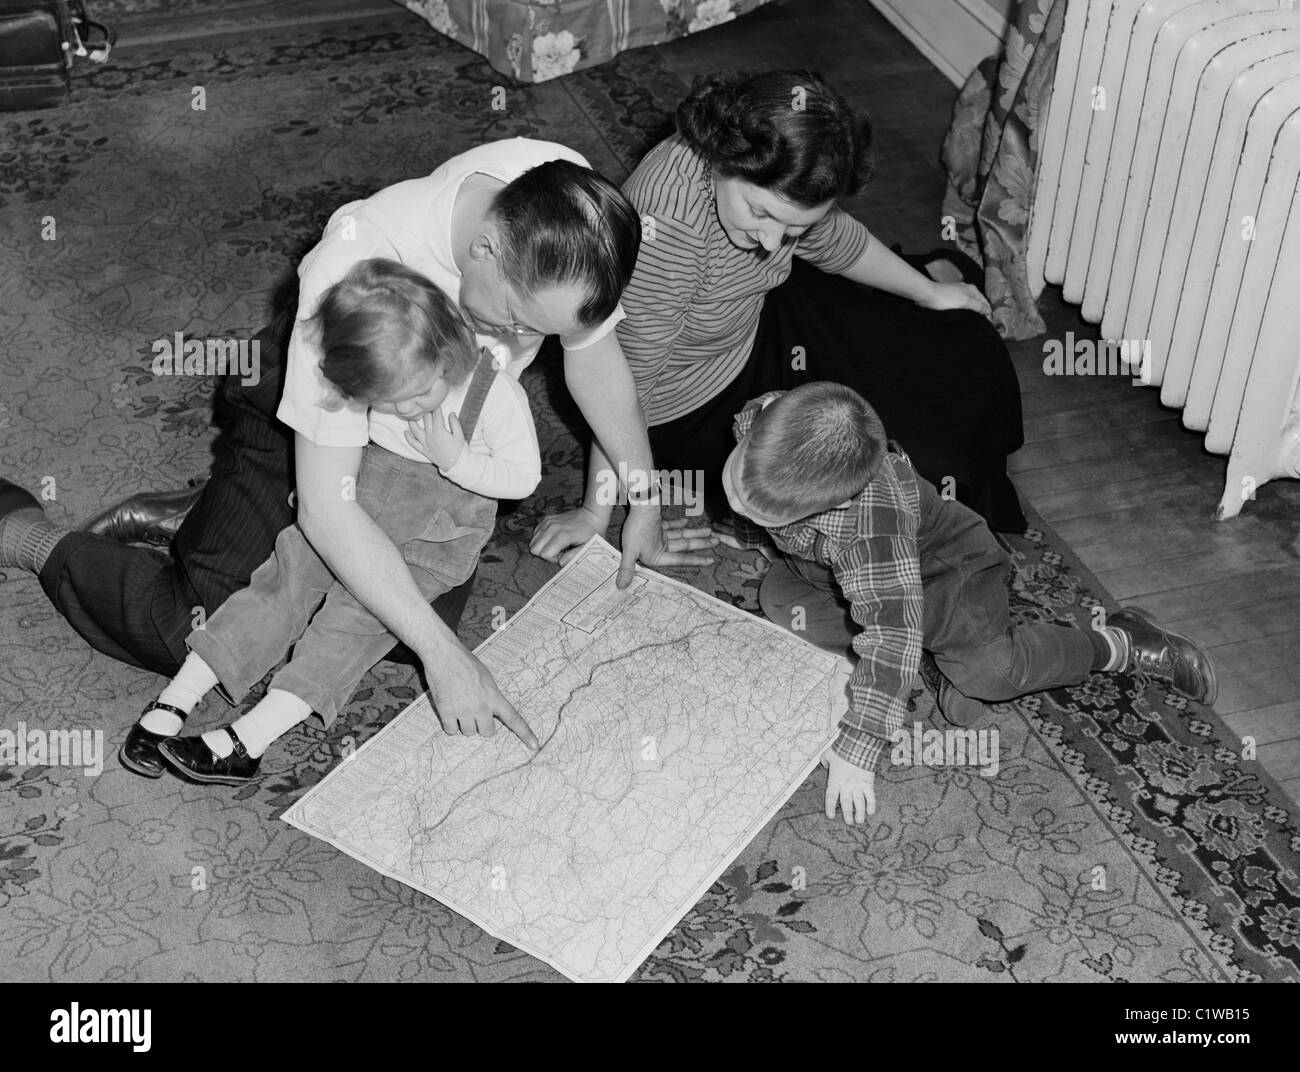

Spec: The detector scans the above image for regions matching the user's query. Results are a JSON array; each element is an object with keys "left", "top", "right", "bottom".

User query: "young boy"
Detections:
[
  {"left": 719, "top": 382, "right": 1216, "bottom": 826},
  {"left": 119, "top": 258, "right": 542, "bottom": 785}
]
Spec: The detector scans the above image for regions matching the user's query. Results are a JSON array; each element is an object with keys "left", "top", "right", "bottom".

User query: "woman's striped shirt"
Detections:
[{"left": 618, "top": 134, "right": 871, "bottom": 426}]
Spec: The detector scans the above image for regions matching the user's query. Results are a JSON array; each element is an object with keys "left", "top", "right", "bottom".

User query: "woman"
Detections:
[{"left": 534, "top": 69, "right": 1026, "bottom": 556}]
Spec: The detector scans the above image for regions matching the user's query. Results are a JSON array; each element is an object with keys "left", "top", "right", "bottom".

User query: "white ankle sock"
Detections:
[
  {"left": 1098, "top": 626, "right": 1131, "bottom": 672},
  {"left": 201, "top": 727, "right": 236, "bottom": 759},
  {"left": 141, "top": 653, "right": 219, "bottom": 734},
  {"left": 221, "top": 689, "right": 312, "bottom": 759}
]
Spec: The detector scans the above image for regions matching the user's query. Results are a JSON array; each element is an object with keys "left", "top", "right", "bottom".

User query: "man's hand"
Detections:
[
  {"left": 404, "top": 410, "right": 465, "bottom": 470},
  {"left": 821, "top": 748, "right": 876, "bottom": 825},
  {"left": 426, "top": 641, "right": 540, "bottom": 751},
  {"left": 917, "top": 279, "right": 992, "bottom": 320},
  {"left": 530, "top": 504, "right": 606, "bottom": 566},
  {"left": 530, "top": 507, "right": 718, "bottom": 588},
  {"left": 615, "top": 506, "right": 716, "bottom": 587}
]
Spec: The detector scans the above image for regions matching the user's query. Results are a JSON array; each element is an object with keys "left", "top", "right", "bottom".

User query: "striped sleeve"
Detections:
[
  {"left": 795, "top": 205, "right": 871, "bottom": 275},
  {"left": 615, "top": 211, "right": 708, "bottom": 411}
]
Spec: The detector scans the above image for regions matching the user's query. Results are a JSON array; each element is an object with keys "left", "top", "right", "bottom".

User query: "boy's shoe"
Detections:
[
  {"left": 1110, "top": 606, "right": 1218, "bottom": 705},
  {"left": 918, "top": 653, "right": 988, "bottom": 727},
  {"left": 158, "top": 728, "right": 261, "bottom": 785},
  {"left": 118, "top": 701, "right": 189, "bottom": 779}
]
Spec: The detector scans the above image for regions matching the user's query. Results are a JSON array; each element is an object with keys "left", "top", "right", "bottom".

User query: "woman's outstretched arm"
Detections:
[{"left": 838, "top": 231, "right": 991, "bottom": 316}]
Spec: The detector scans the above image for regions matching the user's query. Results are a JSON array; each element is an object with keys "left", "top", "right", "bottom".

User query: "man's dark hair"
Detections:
[{"left": 491, "top": 159, "right": 641, "bottom": 327}]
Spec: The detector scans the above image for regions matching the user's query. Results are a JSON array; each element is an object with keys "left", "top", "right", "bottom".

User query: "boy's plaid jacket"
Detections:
[{"left": 733, "top": 393, "right": 925, "bottom": 772}]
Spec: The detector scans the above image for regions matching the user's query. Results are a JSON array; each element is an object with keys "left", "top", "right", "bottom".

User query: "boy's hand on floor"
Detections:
[
  {"left": 821, "top": 748, "right": 876, "bottom": 825},
  {"left": 405, "top": 410, "right": 464, "bottom": 470}
]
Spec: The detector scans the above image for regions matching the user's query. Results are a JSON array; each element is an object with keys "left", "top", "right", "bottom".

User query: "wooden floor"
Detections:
[
  {"left": 1008, "top": 299, "right": 1300, "bottom": 798},
  {"left": 652, "top": 0, "right": 1300, "bottom": 799}
]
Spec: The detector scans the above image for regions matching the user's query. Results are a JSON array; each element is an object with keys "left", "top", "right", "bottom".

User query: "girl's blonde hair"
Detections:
[{"left": 312, "top": 258, "right": 477, "bottom": 409}]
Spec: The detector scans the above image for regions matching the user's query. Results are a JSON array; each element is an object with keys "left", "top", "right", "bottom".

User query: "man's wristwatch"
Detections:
[{"left": 626, "top": 477, "right": 662, "bottom": 507}]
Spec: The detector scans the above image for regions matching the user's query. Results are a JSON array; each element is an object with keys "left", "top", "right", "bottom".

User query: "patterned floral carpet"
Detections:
[
  {"left": 2, "top": 9, "right": 1298, "bottom": 983},
  {"left": 74, "top": 0, "right": 399, "bottom": 43}
]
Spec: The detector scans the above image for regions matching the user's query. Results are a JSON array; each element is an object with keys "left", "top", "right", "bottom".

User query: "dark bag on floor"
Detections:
[{"left": 0, "top": 0, "right": 113, "bottom": 111}]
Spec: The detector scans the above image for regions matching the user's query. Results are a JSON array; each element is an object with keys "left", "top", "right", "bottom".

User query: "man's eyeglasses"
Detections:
[
  {"left": 465, "top": 308, "right": 539, "bottom": 338},
  {"left": 500, "top": 297, "right": 540, "bottom": 336},
  {"left": 500, "top": 319, "right": 539, "bottom": 337}
]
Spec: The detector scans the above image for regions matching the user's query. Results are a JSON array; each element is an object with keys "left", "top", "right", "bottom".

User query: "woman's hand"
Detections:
[
  {"left": 917, "top": 279, "right": 992, "bottom": 319},
  {"left": 530, "top": 508, "right": 719, "bottom": 586},
  {"left": 404, "top": 410, "right": 465, "bottom": 470},
  {"left": 709, "top": 516, "right": 776, "bottom": 561}
]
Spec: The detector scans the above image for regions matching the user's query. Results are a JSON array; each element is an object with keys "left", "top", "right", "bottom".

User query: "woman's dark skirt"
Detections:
[{"left": 647, "top": 257, "right": 1027, "bottom": 533}]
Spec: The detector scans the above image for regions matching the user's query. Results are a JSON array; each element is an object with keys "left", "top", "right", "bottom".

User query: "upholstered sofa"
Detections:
[{"left": 398, "top": 0, "right": 773, "bottom": 82}]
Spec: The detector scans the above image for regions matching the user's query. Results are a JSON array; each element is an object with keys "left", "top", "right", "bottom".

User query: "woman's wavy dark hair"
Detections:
[{"left": 676, "top": 69, "right": 873, "bottom": 208}]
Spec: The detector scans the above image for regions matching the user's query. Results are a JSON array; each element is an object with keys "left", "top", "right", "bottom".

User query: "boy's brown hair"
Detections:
[
  {"left": 742, "top": 382, "right": 888, "bottom": 519},
  {"left": 311, "top": 258, "right": 477, "bottom": 409}
]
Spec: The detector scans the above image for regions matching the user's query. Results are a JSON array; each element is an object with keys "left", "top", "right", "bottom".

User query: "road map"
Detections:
[{"left": 282, "top": 537, "right": 850, "bottom": 982}]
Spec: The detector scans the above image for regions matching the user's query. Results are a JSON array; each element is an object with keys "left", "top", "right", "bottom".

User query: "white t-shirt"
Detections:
[{"left": 277, "top": 137, "right": 626, "bottom": 464}]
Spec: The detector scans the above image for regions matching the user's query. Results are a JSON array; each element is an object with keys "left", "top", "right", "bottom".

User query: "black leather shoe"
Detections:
[
  {"left": 1110, "top": 606, "right": 1218, "bottom": 705},
  {"left": 81, "top": 482, "right": 205, "bottom": 545},
  {"left": 158, "top": 728, "right": 261, "bottom": 785},
  {"left": 919, "top": 653, "right": 988, "bottom": 727},
  {"left": 119, "top": 701, "right": 188, "bottom": 779},
  {"left": 0, "top": 478, "right": 42, "bottom": 520}
]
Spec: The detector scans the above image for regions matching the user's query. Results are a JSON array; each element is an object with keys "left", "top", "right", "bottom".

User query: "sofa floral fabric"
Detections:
[{"left": 398, "top": 0, "right": 772, "bottom": 83}]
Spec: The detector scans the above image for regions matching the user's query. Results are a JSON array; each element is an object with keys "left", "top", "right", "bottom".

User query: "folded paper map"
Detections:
[{"left": 282, "top": 536, "right": 849, "bottom": 982}]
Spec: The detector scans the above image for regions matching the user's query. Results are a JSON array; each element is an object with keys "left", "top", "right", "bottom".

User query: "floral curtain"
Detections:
[{"left": 940, "top": 0, "right": 1067, "bottom": 341}]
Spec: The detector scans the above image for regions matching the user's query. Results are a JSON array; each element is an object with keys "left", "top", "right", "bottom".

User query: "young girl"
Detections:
[{"left": 118, "top": 258, "right": 541, "bottom": 785}]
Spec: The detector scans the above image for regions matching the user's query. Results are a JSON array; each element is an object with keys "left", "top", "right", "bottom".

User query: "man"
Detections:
[{"left": 0, "top": 138, "right": 715, "bottom": 744}]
